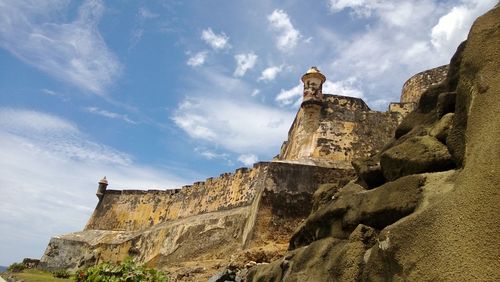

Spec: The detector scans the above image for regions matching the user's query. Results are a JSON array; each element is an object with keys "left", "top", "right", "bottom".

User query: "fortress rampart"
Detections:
[
  {"left": 401, "top": 65, "right": 449, "bottom": 103},
  {"left": 85, "top": 164, "right": 263, "bottom": 231},
  {"left": 42, "top": 162, "right": 354, "bottom": 270}
]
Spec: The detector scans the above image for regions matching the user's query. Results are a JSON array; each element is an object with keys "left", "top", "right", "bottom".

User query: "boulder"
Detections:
[
  {"left": 248, "top": 227, "right": 377, "bottom": 282},
  {"left": 416, "top": 83, "right": 448, "bottom": 113},
  {"left": 289, "top": 175, "right": 424, "bottom": 250},
  {"left": 436, "top": 92, "right": 457, "bottom": 118},
  {"left": 352, "top": 157, "right": 385, "bottom": 188},
  {"left": 341, "top": 174, "right": 424, "bottom": 231},
  {"left": 429, "top": 113, "right": 454, "bottom": 143},
  {"left": 394, "top": 111, "right": 435, "bottom": 139},
  {"left": 380, "top": 136, "right": 455, "bottom": 181}
]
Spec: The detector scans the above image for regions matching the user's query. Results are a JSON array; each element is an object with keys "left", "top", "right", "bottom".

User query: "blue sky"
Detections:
[{"left": 0, "top": 0, "right": 495, "bottom": 266}]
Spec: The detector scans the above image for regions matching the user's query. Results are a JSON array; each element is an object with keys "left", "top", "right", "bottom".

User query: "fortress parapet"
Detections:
[{"left": 401, "top": 65, "right": 448, "bottom": 103}]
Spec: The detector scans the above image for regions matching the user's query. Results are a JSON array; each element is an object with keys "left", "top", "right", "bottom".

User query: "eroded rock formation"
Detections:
[{"left": 247, "top": 5, "right": 500, "bottom": 281}]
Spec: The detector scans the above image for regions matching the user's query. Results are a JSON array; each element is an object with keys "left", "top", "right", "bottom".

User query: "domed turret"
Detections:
[
  {"left": 96, "top": 176, "right": 108, "bottom": 201},
  {"left": 301, "top": 67, "right": 326, "bottom": 106}
]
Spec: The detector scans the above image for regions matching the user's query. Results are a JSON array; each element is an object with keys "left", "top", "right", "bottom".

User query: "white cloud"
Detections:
[
  {"left": 267, "top": 10, "right": 301, "bottom": 52},
  {"left": 430, "top": 0, "right": 496, "bottom": 53},
  {"left": 198, "top": 150, "right": 220, "bottom": 160},
  {"left": 323, "top": 78, "right": 364, "bottom": 98},
  {"left": 0, "top": 108, "right": 78, "bottom": 134},
  {"left": 201, "top": 28, "right": 231, "bottom": 50},
  {"left": 41, "top": 89, "right": 57, "bottom": 96},
  {"left": 0, "top": 108, "right": 189, "bottom": 264},
  {"left": 173, "top": 97, "right": 293, "bottom": 154},
  {"left": 328, "top": 1, "right": 436, "bottom": 27},
  {"left": 130, "top": 28, "right": 144, "bottom": 46},
  {"left": 402, "top": 41, "right": 431, "bottom": 62},
  {"left": 324, "top": 0, "right": 495, "bottom": 111},
  {"left": 172, "top": 69, "right": 295, "bottom": 156},
  {"left": 237, "top": 154, "right": 258, "bottom": 166},
  {"left": 234, "top": 53, "right": 258, "bottom": 77},
  {"left": 251, "top": 89, "right": 260, "bottom": 97},
  {"left": 369, "top": 98, "right": 392, "bottom": 110},
  {"left": 85, "top": 107, "right": 137, "bottom": 124},
  {"left": 194, "top": 148, "right": 231, "bottom": 164},
  {"left": 258, "top": 65, "right": 283, "bottom": 82},
  {"left": 138, "top": 7, "right": 159, "bottom": 19},
  {"left": 328, "top": 0, "right": 379, "bottom": 17},
  {"left": 276, "top": 84, "right": 302, "bottom": 106},
  {"left": 0, "top": 0, "right": 122, "bottom": 95},
  {"left": 187, "top": 51, "right": 208, "bottom": 67},
  {"left": 172, "top": 113, "right": 218, "bottom": 141}
]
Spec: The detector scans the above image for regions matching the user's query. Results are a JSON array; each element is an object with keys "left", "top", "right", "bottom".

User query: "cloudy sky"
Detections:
[{"left": 0, "top": 0, "right": 495, "bottom": 266}]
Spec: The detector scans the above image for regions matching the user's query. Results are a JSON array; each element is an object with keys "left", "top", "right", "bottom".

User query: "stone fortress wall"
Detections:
[
  {"left": 387, "top": 65, "right": 448, "bottom": 120},
  {"left": 401, "top": 65, "right": 449, "bottom": 103},
  {"left": 277, "top": 94, "right": 402, "bottom": 168},
  {"left": 42, "top": 162, "right": 354, "bottom": 270},
  {"left": 85, "top": 166, "right": 262, "bottom": 232}
]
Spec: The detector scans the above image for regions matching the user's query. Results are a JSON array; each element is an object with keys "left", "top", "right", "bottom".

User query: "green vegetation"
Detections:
[
  {"left": 7, "top": 262, "right": 26, "bottom": 272},
  {"left": 77, "top": 258, "right": 167, "bottom": 282},
  {"left": 9, "top": 268, "right": 72, "bottom": 282},
  {"left": 2, "top": 258, "right": 166, "bottom": 282},
  {"left": 53, "top": 269, "right": 71, "bottom": 279}
]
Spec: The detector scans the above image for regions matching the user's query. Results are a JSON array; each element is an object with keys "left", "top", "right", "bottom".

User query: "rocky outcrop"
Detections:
[
  {"left": 380, "top": 136, "right": 454, "bottom": 181},
  {"left": 247, "top": 5, "right": 500, "bottom": 281},
  {"left": 401, "top": 65, "right": 449, "bottom": 104},
  {"left": 289, "top": 175, "right": 423, "bottom": 250}
]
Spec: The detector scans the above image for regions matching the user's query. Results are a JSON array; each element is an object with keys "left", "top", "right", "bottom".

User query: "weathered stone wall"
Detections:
[
  {"left": 41, "top": 162, "right": 355, "bottom": 271},
  {"left": 388, "top": 102, "right": 417, "bottom": 122},
  {"left": 277, "top": 94, "right": 400, "bottom": 168},
  {"left": 84, "top": 166, "right": 265, "bottom": 231},
  {"left": 401, "top": 65, "right": 449, "bottom": 103},
  {"left": 249, "top": 165, "right": 355, "bottom": 248}
]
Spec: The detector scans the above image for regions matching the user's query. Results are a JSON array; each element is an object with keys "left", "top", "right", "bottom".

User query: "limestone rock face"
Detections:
[
  {"left": 380, "top": 135, "right": 455, "bottom": 181},
  {"left": 352, "top": 157, "right": 385, "bottom": 188},
  {"left": 248, "top": 227, "right": 377, "bottom": 282},
  {"left": 429, "top": 112, "right": 454, "bottom": 142},
  {"left": 289, "top": 174, "right": 424, "bottom": 250},
  {"left": 247, "top": 5, "right": 500, "bottom": 281}
]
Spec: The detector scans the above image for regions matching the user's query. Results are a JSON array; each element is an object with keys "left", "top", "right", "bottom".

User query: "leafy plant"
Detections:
[
  {"left": 7, "top": 262, "right": 26, "bottom": 273},
  {"left": 53, "top": 269, "right": 71, "bottom": 279},
  {"left": 77, "top": 257, "right": 167, "bottom": 282}
]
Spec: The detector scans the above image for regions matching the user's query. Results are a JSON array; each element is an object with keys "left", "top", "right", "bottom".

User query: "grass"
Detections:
[{"left": 8, "top": 269, "right": 72, "bottom": 282}]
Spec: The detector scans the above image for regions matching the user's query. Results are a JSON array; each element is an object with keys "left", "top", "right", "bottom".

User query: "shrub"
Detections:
[
  {"left": 53, "top": 269, "right": 71, "bottom": 279},
  {"left": 77, "top": 257, "right": 167, "bottom": 282},
  {"left": 7, "top": 262, "right": 25, "bottom": 273}
]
